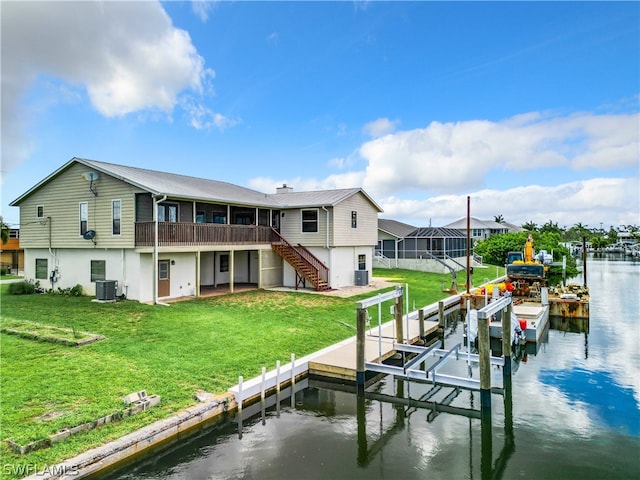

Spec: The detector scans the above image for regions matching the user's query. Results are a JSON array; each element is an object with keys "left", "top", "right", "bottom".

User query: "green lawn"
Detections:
[
  {"left": 0, "top": 275, "right": 22, "bottom": 280},
  {"left": 0, "top": 267, "right": 500, "bottom": 477}
]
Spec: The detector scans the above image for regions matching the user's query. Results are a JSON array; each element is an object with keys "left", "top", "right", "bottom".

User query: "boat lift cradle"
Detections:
[{"left": 361, "top": 292, "right": 512, "bottom": 392}]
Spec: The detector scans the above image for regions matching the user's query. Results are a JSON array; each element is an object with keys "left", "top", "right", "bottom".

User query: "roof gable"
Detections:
[{"left": 272, "top": 188, "right": 383, "bottom": 211}]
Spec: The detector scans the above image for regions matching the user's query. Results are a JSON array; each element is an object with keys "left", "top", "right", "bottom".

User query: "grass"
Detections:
[
  {"left": 0, "top": 275, "right": 22, "bottom": 280},
  {"left": 0, "top": 319, "right": 104, "bottom": 346},
  {"left": 0, "top": 266, "right": 500, "bottom": 478}
]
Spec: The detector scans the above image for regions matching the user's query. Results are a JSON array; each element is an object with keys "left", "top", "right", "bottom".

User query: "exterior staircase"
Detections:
[{"left": 271, "top": 230, "right": 330, "bottom": 291}]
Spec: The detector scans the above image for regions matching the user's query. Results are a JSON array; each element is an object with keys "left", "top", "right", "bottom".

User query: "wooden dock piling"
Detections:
[
  {"left": 394, "top": 293, "right": 403, "bottom": 344},
  {"left": 478, "top": 313, "right": 491, "bottom": 411},
  {"left": 356, "top": 307, "right": 367, "bottom": 392},
  {"left": 502, "top": 303, "right": 512, "bottom": 376}
]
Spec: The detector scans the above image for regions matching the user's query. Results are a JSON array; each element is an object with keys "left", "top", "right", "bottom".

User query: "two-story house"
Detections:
[
  {"left": 0, "top": 228, "right": 24, "bottom": 274},
  {"left": 10, "top": 158, "right": 382, "bottom": 303}
]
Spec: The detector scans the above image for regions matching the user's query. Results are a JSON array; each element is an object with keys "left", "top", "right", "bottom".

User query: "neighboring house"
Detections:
[
  {"left": 375, "top": 219, "right": 469, "bottom": 274},
  {"left": 375, "top": 219, "right": 417, "bottom": 266},
  {"left": 10, "top": 158, "right": 382, "bottom": 303},
  {"left": 0, "top": 229, "right": 24, "bottom": 274},
  {"left": 443, "top": 217, "right": 522, "bottom": 241}
]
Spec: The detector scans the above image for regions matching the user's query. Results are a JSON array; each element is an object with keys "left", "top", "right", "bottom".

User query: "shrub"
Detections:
[
  {"left": 47, "top": 284, "right": 84, "bottom": 297},
  {"left": 7, "top": 280, "right": 36, "bottom": 295}
]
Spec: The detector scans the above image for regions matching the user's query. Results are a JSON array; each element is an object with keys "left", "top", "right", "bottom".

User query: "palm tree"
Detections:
[
  {"left": 521, "top": 221, "right": 538, "bottom": 232},
  {"left": 493, "top": 214, "right": 505, "bottom": 224}
]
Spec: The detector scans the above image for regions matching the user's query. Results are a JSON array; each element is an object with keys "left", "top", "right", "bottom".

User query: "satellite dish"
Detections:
[
  {"left": 83, "top": 230, "right": 96, "bottom": 240},
  {"left": 82, "top": 172, "right": 100, "bottom": 182}
]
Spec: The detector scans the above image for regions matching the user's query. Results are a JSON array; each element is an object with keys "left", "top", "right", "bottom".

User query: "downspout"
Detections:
[
  {"left": 153, "top": 194, "right": 168, "bottom": 305},
  {"left": 321, "top": 206, "right": 331, "bottom": 287},
  {"left": 121, "top": 248, "right": 127, "bottom": 299},
  {"left": 47, "top": 216, "right": 58, "bottom": 287}
]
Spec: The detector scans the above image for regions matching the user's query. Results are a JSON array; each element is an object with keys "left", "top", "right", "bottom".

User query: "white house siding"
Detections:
[
  {"left": 329, "top": 246, "right": 373, "bottom": 288},
  {"left": 18, "top": 162, "right": 143, "bottom": 250},
  {"left": 23, "top": 248, "right": 140, "bottom": 298},
  {"left": 157, "top": 252, "right": 197, "bottom": 300},
  {"left": 260, "top": 249, "right": 283, "bottom": 288},
  {"left": 281, "top": 246, "right": 372, "bottom": 290}
]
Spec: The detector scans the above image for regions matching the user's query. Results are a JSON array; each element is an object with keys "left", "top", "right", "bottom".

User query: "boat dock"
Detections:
[{"left": 308, "top": 316, "right": 440, "bottom": 382}]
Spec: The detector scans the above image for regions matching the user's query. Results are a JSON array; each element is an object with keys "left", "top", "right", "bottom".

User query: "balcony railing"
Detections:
[{"left": 135, "top": 222, "right": 277, "bottom": 247}]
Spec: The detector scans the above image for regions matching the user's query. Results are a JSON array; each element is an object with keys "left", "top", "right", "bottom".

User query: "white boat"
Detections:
[{"left": 488, "top": 297, "right": 550, "bottom": 344}]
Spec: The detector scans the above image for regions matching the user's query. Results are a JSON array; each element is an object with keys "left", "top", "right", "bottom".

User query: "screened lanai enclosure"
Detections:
[{"left": 376, "top": 227, "right": 468, "bottom": 261}]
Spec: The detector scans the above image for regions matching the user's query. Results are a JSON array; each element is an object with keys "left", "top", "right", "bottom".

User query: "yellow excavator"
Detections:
[{"left": 506, "top": 234, "right": 546, "bottom": 286}]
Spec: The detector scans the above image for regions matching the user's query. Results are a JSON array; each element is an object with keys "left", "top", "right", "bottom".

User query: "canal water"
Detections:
[{"left": 101, "top": 256, "right": 639, "bottom": 480}]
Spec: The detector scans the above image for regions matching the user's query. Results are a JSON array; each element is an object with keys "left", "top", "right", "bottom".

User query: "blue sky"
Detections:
[{"left": 2, "top": 1, "right": 638, "bottom": 230}]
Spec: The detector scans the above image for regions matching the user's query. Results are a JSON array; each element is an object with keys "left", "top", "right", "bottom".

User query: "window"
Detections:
[
  {"left": 302, "top": 209, "right": 318, "bottom": 233},
  {"left": 196, "top": 211, "right": 206, "bottom": 223},
  {"left": 35, "top": 258, "right": 48, "bottom": 279},
  {"left": 358, "top": 254, "right": 366, "bottom": 270},
  {"left": 112, "top": 200, "right": 121, "bottom": 235},
  {"left": 158, "top": 260, "right": 169, "bottom": 280},
  {"left": 36, "top": 205, "right": 44, "bottom": 218},
  {"left": 91, "top": 260, "right": 106, "bottom": 282},
  {"left": 351, "top": 211, "right": 357, "bottom": 229},
  {"left": 9, "top": 230, "right": 19, "bottom": 239},
  {"left": 220, "top": 254, "right": 229, "bottom": 273},
  {"left": 212, "top": 212, "right": 226, "bottom": 224},
  {"left": 79, "top": 202, "right": 88, "bottom": 235},
  {"left": 157, "top": 203, "right": 178, "bottom": 222}
]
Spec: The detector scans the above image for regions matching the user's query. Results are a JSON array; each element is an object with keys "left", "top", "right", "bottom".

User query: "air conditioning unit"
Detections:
[
  {"left": 354, "top": 270, "right": 369, "bottom": 286},
  {"left": 96, "top": 280, "right": 117, "bottom": 301}
]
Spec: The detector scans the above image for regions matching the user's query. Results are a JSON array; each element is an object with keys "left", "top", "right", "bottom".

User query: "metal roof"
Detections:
[
  {"left": 405, "top": 227, "right": 467, "bottom": 238},
  {"left": 11, "top": 157, "right": 382, "bottom": 211},
  {"left": 443, "top": 217, "right": 509, "bottom": 230},
  {"left": 272, "top": 189, "right": 382, "bottom": 211},
  {"left": 378, "top": 219, "right": 417, "bottom": 238}
]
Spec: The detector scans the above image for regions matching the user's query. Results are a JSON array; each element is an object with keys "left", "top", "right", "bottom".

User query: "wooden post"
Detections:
[
  {"left": 478, "top": 314, "right": 491, "bottom": 411},
  {"left": 394, "top": 292, "right": 404, "bottom": 344},
  {"left": 356, "top": 307, "right": 367, "bottom": 393},
  {"left": 438, "top": 301, "right": 445, "bottom": 348},
  {"left": 466, "top": 195, "right": 471, "bottom": 294},
  {"left": 582, "top": 236, "right": 588, "bottom": 288},
  {"left": 418, "top": 309, "right": 425, "bottom": 340},
  {"left": 502, "top": 303, "right": 512, "bottom": 377}
]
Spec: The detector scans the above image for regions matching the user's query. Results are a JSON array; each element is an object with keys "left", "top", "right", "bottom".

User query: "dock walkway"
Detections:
[{"left": 308, "top": 317, "right": 439, "bottom": 381}]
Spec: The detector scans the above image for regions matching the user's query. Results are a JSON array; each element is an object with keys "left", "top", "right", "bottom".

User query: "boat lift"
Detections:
[{"left": 356, "top": 289, "right": 513, "bottom": 397}]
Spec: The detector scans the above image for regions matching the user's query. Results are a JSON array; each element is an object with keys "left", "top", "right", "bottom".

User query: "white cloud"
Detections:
[
  {"left": 1, "top": 0, "right": 217, "bottom": 171},
  {"left": 191, "top": 0, "right": 218, "bottom": 22},
  {"left": 248, "top": 171, "right": 366, "bottom": 194},
  {"left": 358, "top": 112, "right": 639, "bottom": 196},
  {"left": 328, "top": 157, "right": 347, "bottom": 169},
  {"left": 378, "top": 177, "right": 640, "bottom": 228},
  {"left": 362, "top": 117, "right": 399, "bottom": 138}
]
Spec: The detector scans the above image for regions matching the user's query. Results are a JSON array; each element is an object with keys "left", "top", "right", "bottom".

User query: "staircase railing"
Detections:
[{"left": 271, "top": 229, "right": 330, "bottom": 290}]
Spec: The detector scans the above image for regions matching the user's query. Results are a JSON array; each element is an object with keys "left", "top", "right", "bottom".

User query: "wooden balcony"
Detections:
[{"left": 135, "top": 222, "right": 277, "bottom": 247}]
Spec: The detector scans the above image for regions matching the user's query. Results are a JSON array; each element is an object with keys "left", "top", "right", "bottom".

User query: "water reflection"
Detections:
[
  {"left": 99, "top": 256, "right": 640, "bottom": 480},
  {"left": 352, "top": 376, "right": 515, "bottom": 480}
]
